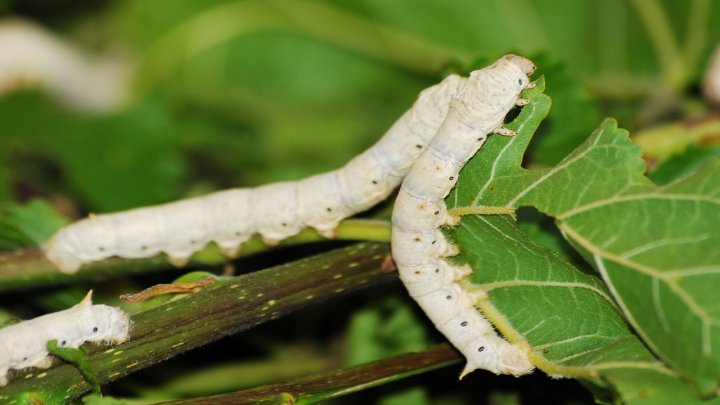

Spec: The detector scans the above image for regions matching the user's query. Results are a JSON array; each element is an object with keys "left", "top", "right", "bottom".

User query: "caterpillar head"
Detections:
[
  {"left": 502, "top": 54, "right": 536, "bottom": 77},
  {"left": 75, "top": 291, "right": 131, "bottom": 344},
  {"left": 462, "top": 54, "right": 536, "bottom": 127},
  {"left": 496, "top": 343, "right": 534, "bottom": 376}
]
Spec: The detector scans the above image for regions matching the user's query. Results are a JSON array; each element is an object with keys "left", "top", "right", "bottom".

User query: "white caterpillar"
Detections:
[
  {"left": 44, "top": 74, "right": 465, "bottom": 273},
  {"left": 0, "top": 291, "right": 129, "bottom": 386},
  {"left": 392, "top": 55, "right": 536, "bottom": 377},
  {"left": 0, "top": 18, "right": 132, "bottom": 112}
]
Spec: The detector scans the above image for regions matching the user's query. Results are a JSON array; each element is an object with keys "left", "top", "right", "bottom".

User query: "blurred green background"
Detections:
[
  {"left": 0, "top": 0, "right": 718, "bottom": 216},
  {"left": 0, "top": 0, "right": 719, "bottom": 403}
]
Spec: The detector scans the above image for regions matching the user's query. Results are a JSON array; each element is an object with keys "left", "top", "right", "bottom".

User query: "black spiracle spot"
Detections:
[
  {"left": 93, "top": 326, "right": 98, "bottom": 333},
  {"left": 478, "top": 346, "right": 485, "bottom": 352}
]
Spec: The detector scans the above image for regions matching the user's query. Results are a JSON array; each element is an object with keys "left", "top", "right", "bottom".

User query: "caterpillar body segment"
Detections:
[{"left": 392, "top": 55, "right": 536, "bottom": 377}]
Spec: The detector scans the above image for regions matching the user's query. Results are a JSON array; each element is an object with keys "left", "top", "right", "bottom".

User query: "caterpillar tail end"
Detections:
[
  {"left": 459, "top": 363, "right": 475, "bottom": 380},
  {"left": 43, "top": 234, "right": 83, "bottom": 274},
  {"left": 459, "top": 358, "right": 534, "bottom": 379},
  {"left": 497, "top": 344, "right": 535, "bottom": 377},
  {"left": 459, "top": 344, "right": 534, "bottom": 379}
]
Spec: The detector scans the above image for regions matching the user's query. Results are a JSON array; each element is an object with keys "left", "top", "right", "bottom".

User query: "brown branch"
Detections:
[
  {"left": 0, "top": 219, "right": 391, "bottom": 291},
  {"left": 0, "top": 242, "right": 395, "bottom": 401},
  {"left": 159, "top": 345, "right": 461, "bottom": 404}
]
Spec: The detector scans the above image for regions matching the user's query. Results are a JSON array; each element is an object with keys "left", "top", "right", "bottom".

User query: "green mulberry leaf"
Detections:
[{"left": 447, "top": 77, "right": 720, "bottom": 401}]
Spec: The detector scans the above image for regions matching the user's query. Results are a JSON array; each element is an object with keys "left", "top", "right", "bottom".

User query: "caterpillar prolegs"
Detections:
[
  {"left": 0, "top": 291, "right": 129, "bottom": 386},
  {"left": 44, "top": 74, "right": 465, "bottom": 273},
  {"left": 392, "top": 55, "right": 536, "bottom": 377}
]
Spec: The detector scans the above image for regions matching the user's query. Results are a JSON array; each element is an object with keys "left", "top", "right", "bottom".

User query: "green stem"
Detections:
[
  {"left": 683, "top": 0, "right": 710, "bottom": 70},
  {"left": 158, "top": 345, "right": 460, "bottom": 405},
  {"left": 629, "top": 0, "right": 685, "bottom": 90},
  {"left": 0, "top": 243, "right": 394, "bottom": 402},
  {"left": 0, "top": 219, "right": 391, "bottom": 291}
]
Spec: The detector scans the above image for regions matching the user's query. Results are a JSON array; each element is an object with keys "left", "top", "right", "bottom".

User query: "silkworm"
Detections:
[
  {"left": 0, "top": 291, "right": 129, "bottom": 386},
  {"left": 0, "top": 18, "right": 132, "bottom": 112},
  {"left": 44, "top": 74, "right": 465, "bottom": 273},
  {"left": 392, "top": 55, "right": 536, "bottom": 377}
]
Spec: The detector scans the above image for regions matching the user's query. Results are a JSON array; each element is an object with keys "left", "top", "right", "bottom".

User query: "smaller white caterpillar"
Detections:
[
  {"left": 392, "top": 55, "right": 536, "bottom": 377},
  {"left": 0, "top": 291, "right": 129, "bottom": 386},
  {"left": 0, "top": 18, "right": 132, "bottom": 112}
]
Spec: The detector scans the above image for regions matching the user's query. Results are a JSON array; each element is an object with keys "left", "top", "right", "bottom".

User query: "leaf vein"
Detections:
[
  {"left": 557, "top": 193, "right": 720, "bottom": 220},
  {"left": 480, "top": 280, "right": 617, "bottom": 309}
]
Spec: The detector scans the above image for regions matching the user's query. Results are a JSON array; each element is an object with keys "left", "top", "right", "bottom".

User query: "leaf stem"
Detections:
[
  {"left": 448, "top": 206, "right": 515, "bottom": 217},
  {"left": 628, "top": 0, "right": 685, "bottom": 91},
  {"left": 683, "top": 0, "right": 711, "bottom": 71}
]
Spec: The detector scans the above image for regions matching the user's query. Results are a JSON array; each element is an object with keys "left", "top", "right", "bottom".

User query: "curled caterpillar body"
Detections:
[
  {"left": 0, "top": 291, "right": 129, "bottom": 386},
  {"left": 44, "top": 75, "right": 465, "bottom": 273},
  {"left": 392, "top": 55, "right": 536, "bottom": 377}
]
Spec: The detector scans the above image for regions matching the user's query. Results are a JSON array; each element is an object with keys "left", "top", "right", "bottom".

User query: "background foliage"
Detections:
[{"left": 0, "top": 0, "right": 719, "bottom": 403}]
